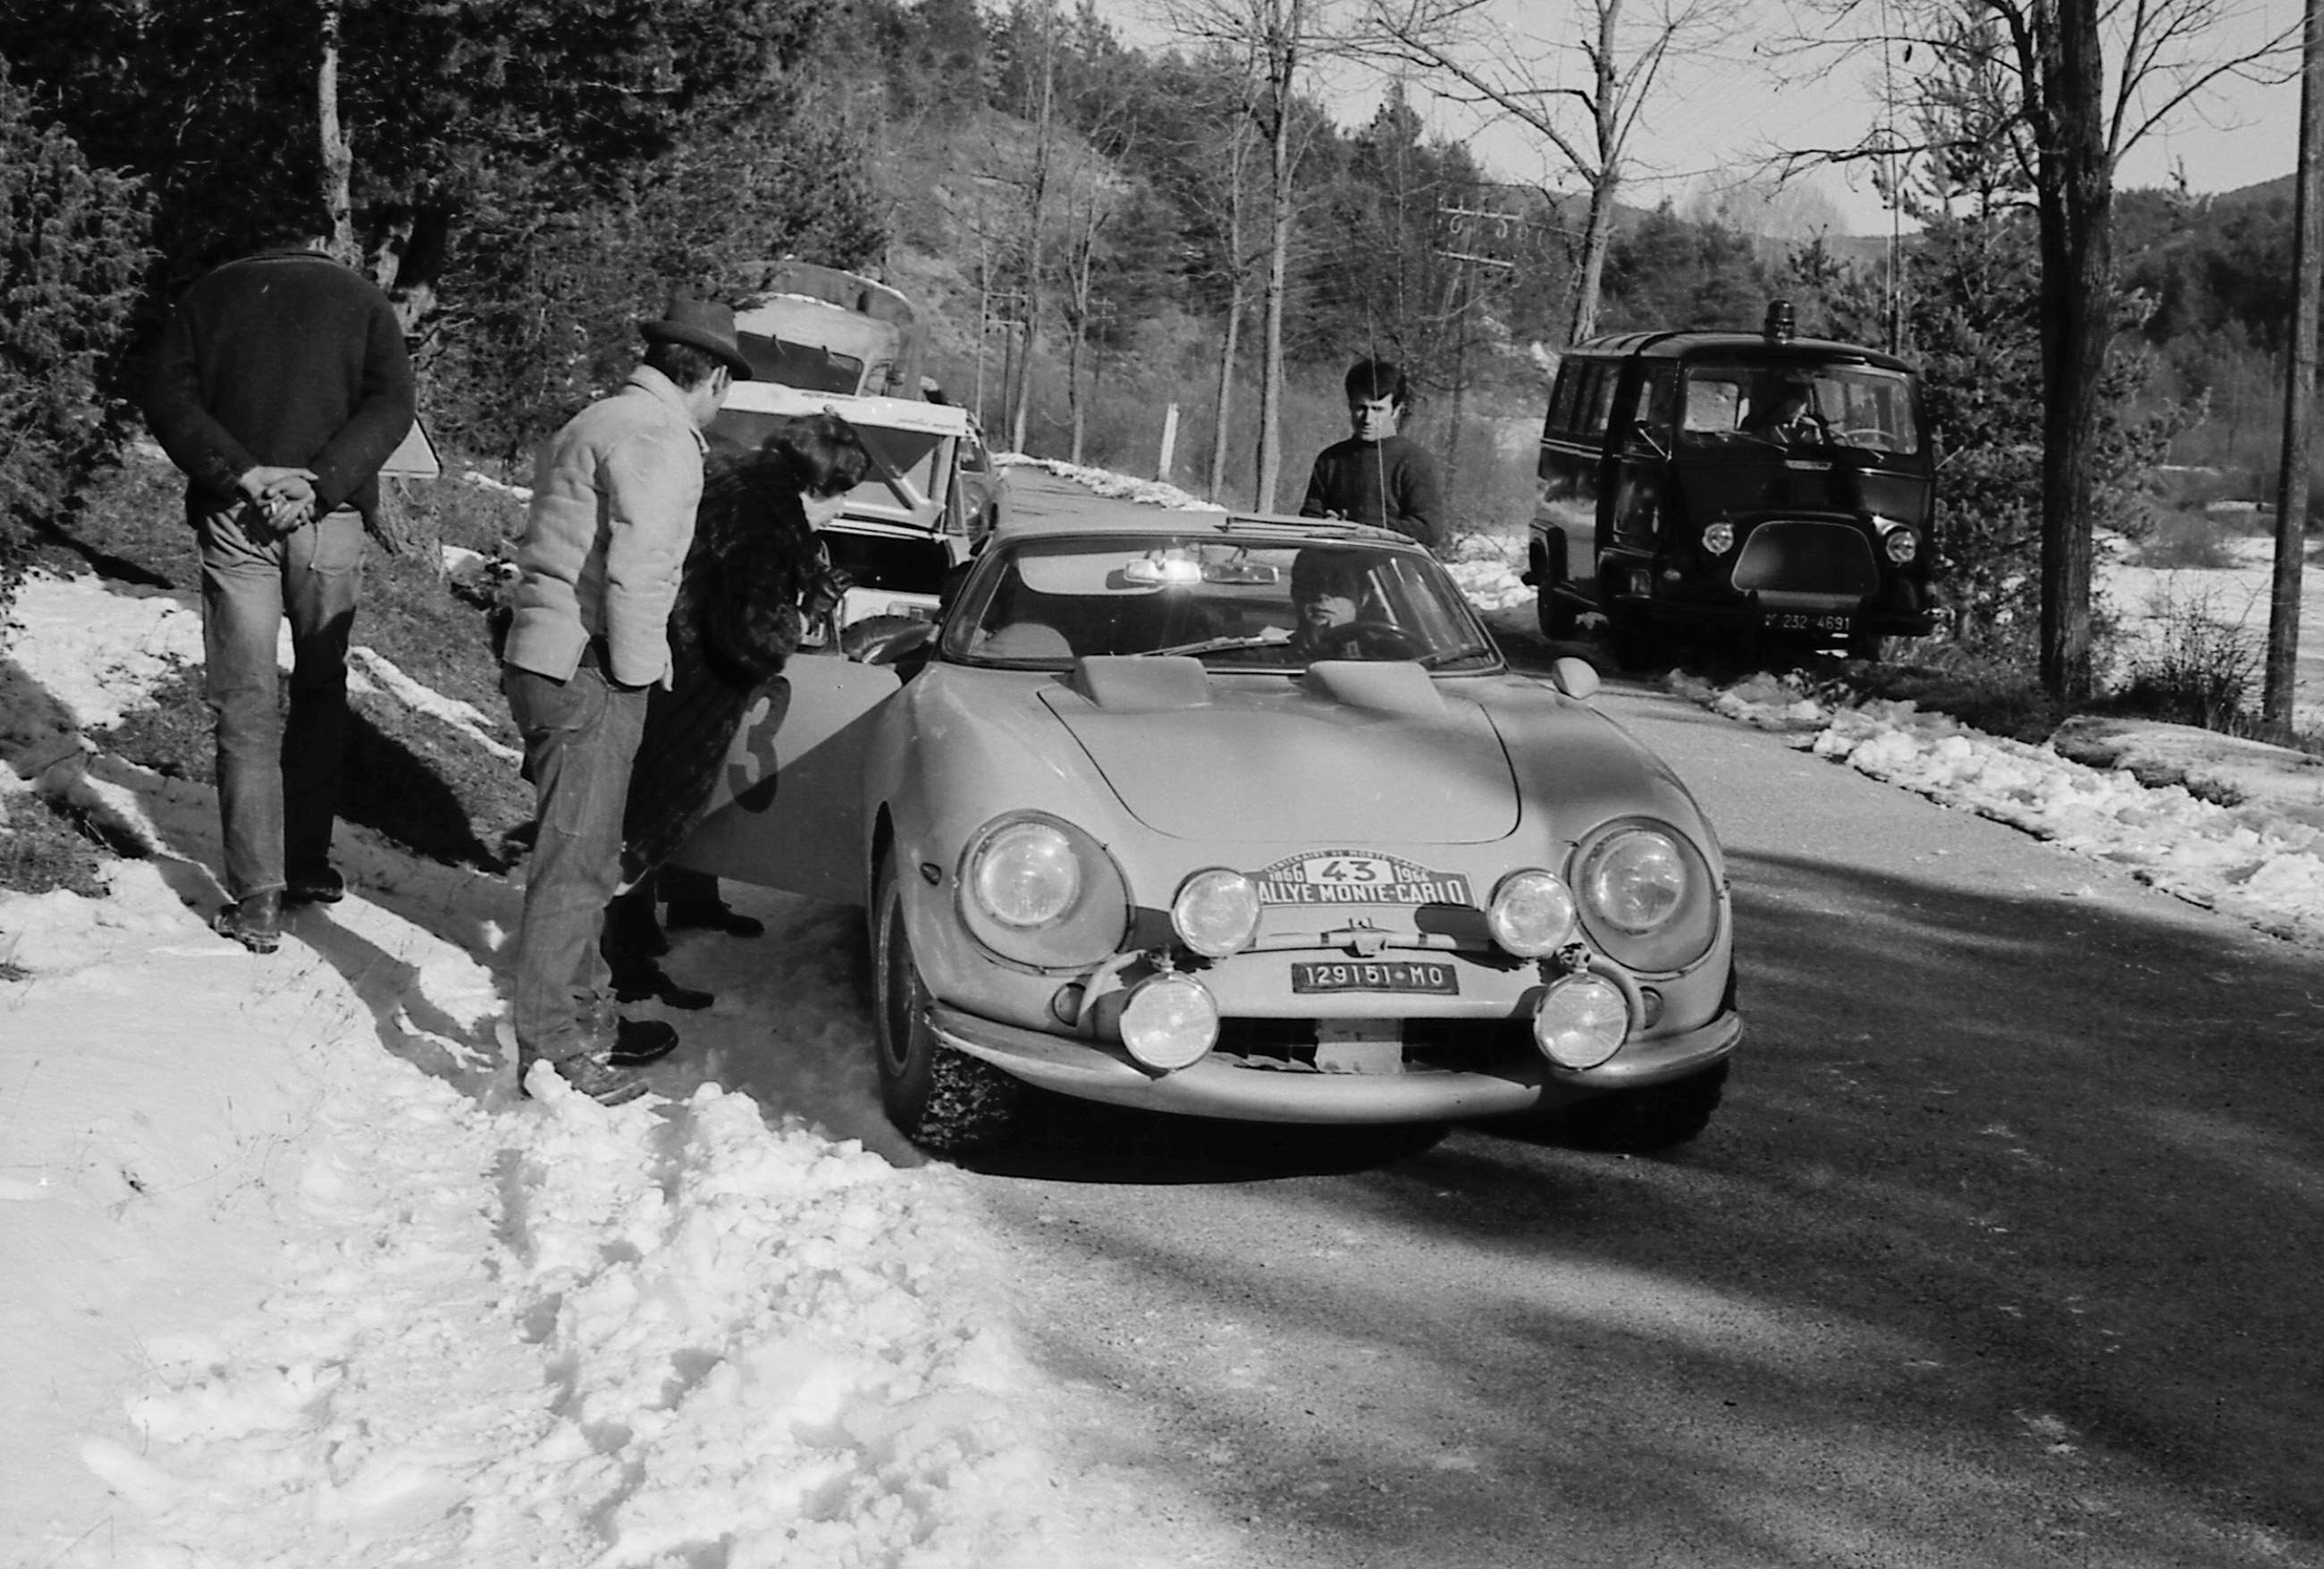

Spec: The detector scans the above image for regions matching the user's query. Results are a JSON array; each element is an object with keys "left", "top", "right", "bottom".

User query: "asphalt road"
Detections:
[{"left": 956, "top": 601, "right": 2324, "bottom": 1566}]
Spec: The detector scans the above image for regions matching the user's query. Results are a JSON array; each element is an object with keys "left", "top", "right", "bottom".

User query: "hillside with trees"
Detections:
[{"left": 1, "top": 0, "right": 2312, "bottom": 662}]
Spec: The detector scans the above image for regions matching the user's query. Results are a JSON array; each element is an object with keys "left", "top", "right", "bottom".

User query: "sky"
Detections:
[
  {"left": 1096, "top": 0, "right": 2311, "bottom": 236},
  {"left": 4, "top": 460, "right": 2321, "bottom": 1565}
]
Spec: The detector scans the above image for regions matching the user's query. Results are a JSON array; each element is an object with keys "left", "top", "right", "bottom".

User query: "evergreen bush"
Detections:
[{"left": 0, "top": 63, "right": 153, "bottom": 604}]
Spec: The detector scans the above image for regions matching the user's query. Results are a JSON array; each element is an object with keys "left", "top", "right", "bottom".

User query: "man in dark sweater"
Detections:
[
  {"left": 1297, "top": 357, "right": 1444, "bottom": 553},
  {"left": 144, "top": 198, "right": 416, "bottom": 954}
]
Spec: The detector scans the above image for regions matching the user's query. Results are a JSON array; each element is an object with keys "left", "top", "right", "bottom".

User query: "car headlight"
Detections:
[
  {"left": 1172, "top": 868, "right": 1261, "bottom": 957},
  {"left": 1119, "top": 973, "right": 1218, "bottom": 1071},
  {"left": 1884, "top": 527, "right": 1918, "bottom": 565},
  {"left": 958, "top": 813, "right": 1130, "bottom": 969},
  {"left": 1701, "top": 520, "right": 1735, "bottom": 556},
  {"left": 973, "top": 820, "right": 1080, "bottom": 926},
  {"left": 1486, "top": 869, "right": 1575, "bottom": 957},
  {"left": 1571, "top": 821, "right": 1721, "bottom": 973},
  {"left": 1532, "top": 973, "right": 1628, "bottom": 1068}
]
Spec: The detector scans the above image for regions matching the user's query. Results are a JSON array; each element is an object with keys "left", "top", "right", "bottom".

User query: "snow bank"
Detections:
[{"left": 1676, "top": 671, "right": 2324, "bottom": 949}]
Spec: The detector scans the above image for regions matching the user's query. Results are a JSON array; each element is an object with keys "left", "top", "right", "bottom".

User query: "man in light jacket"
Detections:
[{"left": 503, "top": 297, "right": 748, "bottom": 1104}]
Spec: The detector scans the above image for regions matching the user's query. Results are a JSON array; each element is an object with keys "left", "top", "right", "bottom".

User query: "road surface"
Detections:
[{"left": 931, "top": 471, "right": 2324, "bottom": 1568}]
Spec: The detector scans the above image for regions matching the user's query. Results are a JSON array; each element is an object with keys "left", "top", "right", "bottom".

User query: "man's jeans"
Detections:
[
  {"left": 198, "top": 503, "right": 366, "bottom": 901},
  {"left": 506, "top": 657, "right": 648, "bottom": 1071}
]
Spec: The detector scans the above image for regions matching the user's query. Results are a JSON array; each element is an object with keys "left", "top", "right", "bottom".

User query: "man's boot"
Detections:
[{"left": 215, "top": 890, "right": 283, "bottom": 954}]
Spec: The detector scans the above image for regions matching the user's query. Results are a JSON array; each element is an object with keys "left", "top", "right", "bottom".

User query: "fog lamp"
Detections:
[
  {"left": 1487, "top": 870, "right": 1576, "bottom": 957},
  {"left": 1120, "top": 973, "right": 1219, "bottom": 1072},
  {"left": 1172, "top": 869, "right": 1261, "bottom": 957},
  {"left": 1532, "top": 973, "right": 1629, "bottom": 1069}
]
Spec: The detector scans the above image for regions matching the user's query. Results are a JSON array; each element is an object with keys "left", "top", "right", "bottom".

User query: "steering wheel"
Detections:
[
  {"left": 1318, "top": 619, "right": 1420, "bottom": 660},
  {"left": 1831, "top": 426, "right": 1890, "bottom": 448}
]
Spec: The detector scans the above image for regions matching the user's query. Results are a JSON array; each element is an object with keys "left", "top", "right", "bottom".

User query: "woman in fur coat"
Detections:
[{"left": 603, "top": 413, "right": 869, "bottom": 1007}]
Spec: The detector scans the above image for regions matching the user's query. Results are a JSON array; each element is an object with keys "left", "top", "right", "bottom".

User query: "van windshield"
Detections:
[{"left": 1677, "top": 360, "right": 1921, "bottom": 456}]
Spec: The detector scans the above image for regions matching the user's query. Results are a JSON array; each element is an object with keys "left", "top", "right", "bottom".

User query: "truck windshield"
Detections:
[{"left": 1677, "top": 360, "right": 1921, "bottom": 456}]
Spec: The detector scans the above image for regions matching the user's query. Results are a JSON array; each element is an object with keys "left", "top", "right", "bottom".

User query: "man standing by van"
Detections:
[
  {"left": 502, "top": 297, "right": 749, "bottom": 1106},
  {"left": 1297, "top": 357, "right": 1444, "bottom": 553}
]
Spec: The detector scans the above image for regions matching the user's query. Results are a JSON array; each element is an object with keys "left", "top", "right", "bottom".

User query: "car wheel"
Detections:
[
  {"left": 1605, "top": 603, "right": 1658, "bottom": 671},
  {"left": 872, "top": 852, "right": 1027, "bottom": 1154},
  {"left": 1553, "top": 1060, "right": 1729, "bottom": 1153},
  {"left": 1534, "top": 541, "right": 1578, "bottom": 640},
  {"left": 1846, "top": 629, "right": 1887, "bottom": 663}
]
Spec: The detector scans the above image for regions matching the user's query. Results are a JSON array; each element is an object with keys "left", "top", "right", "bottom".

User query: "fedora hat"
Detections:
[{"left": 639, "top": 296, "right": 753, "bottom": 380}]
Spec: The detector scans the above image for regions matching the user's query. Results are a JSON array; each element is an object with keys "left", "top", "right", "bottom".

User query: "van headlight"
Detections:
[
  {"left": 1571, "top": 821, "right": 1720, "bottom": 973},
  {"left": 1487, "top": 869, "right": 1576, "bottom": 957},
  {"left": 959, "top": 814, "right": 1129, "bottom": 968},
  {"left": 1172, "top": 869, "right": 1261, "bottom": 957}
]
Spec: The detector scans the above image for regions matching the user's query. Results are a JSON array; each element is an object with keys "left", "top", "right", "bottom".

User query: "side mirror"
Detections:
[{"left": 1548, "top": 655, "right": 1600, "bottom": 700}]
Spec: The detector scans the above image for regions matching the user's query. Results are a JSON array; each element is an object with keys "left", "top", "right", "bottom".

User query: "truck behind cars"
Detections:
[{"left": 1526, "top": 300, "right": 1941, "bottom": 666}]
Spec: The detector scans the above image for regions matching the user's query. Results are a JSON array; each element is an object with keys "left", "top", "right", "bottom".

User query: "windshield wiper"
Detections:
[
  {"left": 1136, "top": 632, "right": 1291, "bottom": 658},
  {"left": 1418, "top": 641, "right": 1497, "bottom": 670}
]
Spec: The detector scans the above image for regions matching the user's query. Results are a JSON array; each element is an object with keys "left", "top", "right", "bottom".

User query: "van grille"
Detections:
[{"left": 1730, "top": 521, "right": 1879, "bottom": 597}]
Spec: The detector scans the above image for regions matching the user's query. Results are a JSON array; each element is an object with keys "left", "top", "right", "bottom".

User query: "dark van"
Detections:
[{"left": 1525, "top": 301, "right": 1939, "bottom": 665}]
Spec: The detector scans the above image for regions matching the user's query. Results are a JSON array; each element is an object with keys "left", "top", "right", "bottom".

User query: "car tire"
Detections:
[
  {"left": 1552, "top": 1059, "right": 1729, "bottom": 1153},
  {"left": 872, "top": 851, "right": 1028, "bottom": 1154},
  {"left": 1534, "top": 540, "right": 1578, "bottom": 640},
  {"left": 1605, "top": 603, "right": 1658, "bottom": 671},
  {"left": 1846, "top": 629, "right": 1887, "bottom": 663}
]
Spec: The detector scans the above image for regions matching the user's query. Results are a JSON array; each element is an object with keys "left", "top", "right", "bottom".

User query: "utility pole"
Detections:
[{"left": 2268, "top": 0, "right": 2322, "bottom": 734}]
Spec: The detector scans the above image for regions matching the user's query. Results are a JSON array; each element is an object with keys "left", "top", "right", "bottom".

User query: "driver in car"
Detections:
[
  {"left": 1286, "top": 548, "right": 1374, "bottom": 660},
  {"left": 1745, "top": 375, "right": 1825, "bottom": 443}
]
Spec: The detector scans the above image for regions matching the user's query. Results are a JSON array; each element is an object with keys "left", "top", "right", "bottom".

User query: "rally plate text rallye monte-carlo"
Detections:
[{"left": 670, "top": 505, "right": 1742, "bottom": 1152}]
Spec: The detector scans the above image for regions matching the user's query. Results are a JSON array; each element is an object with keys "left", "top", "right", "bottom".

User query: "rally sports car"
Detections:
[{"left": 669, "top": 508, "right": 1741, "bottom": 1152}]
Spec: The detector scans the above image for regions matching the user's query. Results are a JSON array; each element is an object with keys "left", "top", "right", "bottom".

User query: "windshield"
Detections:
[
  {"left": 1677, "top": 359, "right": 1921, "bottom": 456},
  {"left": 942, "top": 535, "right": 1500, "bottom": 671},
  {"left": 707, "top": 410, "right": 951, "bottom": 522}
]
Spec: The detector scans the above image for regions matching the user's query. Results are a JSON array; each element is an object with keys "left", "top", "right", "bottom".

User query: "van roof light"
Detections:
[{"left": 1763, "top": 300, "right": 1796, "bottom": 342}]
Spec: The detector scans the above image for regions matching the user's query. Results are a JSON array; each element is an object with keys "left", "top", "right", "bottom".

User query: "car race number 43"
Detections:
[{"left": 1250, "top": 851, "right": 1473, "bottom": 907}]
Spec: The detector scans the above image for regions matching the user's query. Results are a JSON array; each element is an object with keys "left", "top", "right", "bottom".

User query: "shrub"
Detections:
[
  {"left": 0, "top": 789, "right": 110, "bottom": 899},
  {"left": 2108, "top": 584, "right": 2262, "bottom": 733},
  {"left": 0, "top": 63, "right": 155, "bottom": 605},
  {"left": 2130, "top": 509, "right": 2234, "bottom": 569}
]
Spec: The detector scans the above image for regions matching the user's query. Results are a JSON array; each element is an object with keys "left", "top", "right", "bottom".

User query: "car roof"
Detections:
[
  {"left": 990, "top": 504, "right": 1426, "bottom": 552},
  {"left": 719, "top": 379, "right": 972, "bottom": 437},
  {"left": 1567, "top": 328, "right": 1916, "bottom": 375}
]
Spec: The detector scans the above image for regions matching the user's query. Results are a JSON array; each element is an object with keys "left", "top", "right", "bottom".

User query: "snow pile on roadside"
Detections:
[
  {"left": 997, "top": 453, "right": 1224, "bottom": 511},
  {"left": 0, "top": 573, "right": 1211, "bottom": 1569},
  {"left": 1677, "top": 670, "right": 2324, "bottom": 948},
  {"left": 1439, "top": 532, "right": 1533, "bottom": 612}
]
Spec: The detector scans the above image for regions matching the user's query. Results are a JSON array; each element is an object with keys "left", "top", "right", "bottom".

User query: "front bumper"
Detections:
[{"left": 930, "top": 1001, "right": 1743, "bottom": 1125}]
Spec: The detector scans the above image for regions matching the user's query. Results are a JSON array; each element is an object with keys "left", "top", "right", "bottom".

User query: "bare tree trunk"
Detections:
[
  {"left": 1253, "top": 0, "right": 1304, "bottom": 510},
  {"left": 2034, "top": 0, "right": 2113, "bottom": 703},
  {"left": 1258, "top": 162, "right": 1291, "bottom": 508},
  {"left": 316, "top": 0, "right": 355, "bottom": 262},
  {"left": 1065, "top": 180, "right": 1108, "bottom": 466},
  {"left": 1208, "top": 121, "right": 1253, "bottom": 502},
  {"left": 2268, "top": 0, "right": 2321, "bottom": 733},
  {"left": 1009, "top": 22, "right": 1058, "bottom": 456},
  {"left": 1567, "top": 179, "right": 1619, "bottom": 342}
]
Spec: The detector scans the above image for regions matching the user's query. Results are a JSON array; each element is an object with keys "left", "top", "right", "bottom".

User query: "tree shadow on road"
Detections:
[{"left": 1014, "top": 847, "right": 2324, "bottom": 1566}]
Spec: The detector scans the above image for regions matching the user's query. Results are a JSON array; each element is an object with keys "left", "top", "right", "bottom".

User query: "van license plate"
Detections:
[
  {"left": 1764, "top": 611, "right": 1852, "bottom": 634},
  {"left": 1292, "top": 960, "right": 1458, "bottom": 995}
]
